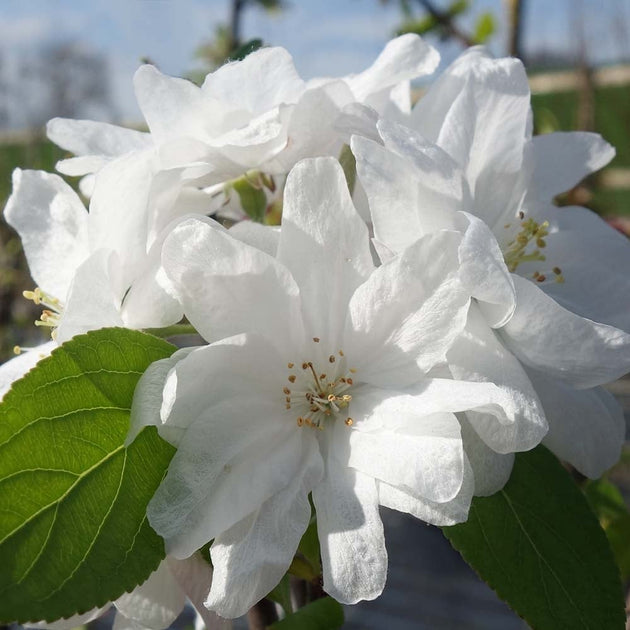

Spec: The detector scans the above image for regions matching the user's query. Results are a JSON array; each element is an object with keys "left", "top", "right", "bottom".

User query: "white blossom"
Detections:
[
  {"left": 45, "top": 35, "right": 439, "bottom": 224},
  {"left": 352, "top": 47, "right": 630, "bottom": 482},
  {"left": 130, "top": 157, "right": 540, "bottom": 617}
]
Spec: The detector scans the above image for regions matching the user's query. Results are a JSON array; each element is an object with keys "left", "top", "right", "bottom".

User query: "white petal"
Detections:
[
  {"left": 527, "top": 132, "right": 615, "bottom": 202},
  {"left": 345, "top": 34, "right": 439, "bottom": 103},
  {"left": 25, "top": 607, "right": 109, "bottom": 629},
  {"left": 527, "top": 370, "right": 625, "bottom": 478},
  {"left": 147, "top": 334, "right": 316, "bottom": 558},
  {"left": 447, "top": 303, "right": 547, "bottom": 453},
  {"left": 436, "top": 55, "right": 530, "bottom": 180},
  {"left": 88, "top": 150, "right": 188, "bottom": 291},
  {"left": 121, "top": 228, "right": 185, "bottom": 330},
  {"left": 501, "top": 275, "right": 630, "bottom": 388},
  {"left": 127, "top": 346, "right": 197, "bottom": 446},
  {"left": 345, "top": 395, "right": 464, "bottom": 502},
  {"left": 455, "top": 212, "right": 515, "bottom": 328},
  {"left": 134, "top": 65, "right": 221, "bottom": 143},
  {"left": 112, "top": 613, "right": 145, "bottom": 630},
  {"left": 314, "top": 463, "right": 387, "bottom": 604},
  {"left": 114, "top": 561, "right": 185, "bottom": 630},
  {"left": 202, "top": 47, "right": 305, "bottom": 113},
  {"left": 277, "top": 157, "right": 373, "bottom": 346},
  {"left": 409, "top": 47, "right": 489, "bottom": 143},
  {"left": 55, "top": 249, "right": 124, "bottom": 343},
  {"left": 4, "top": 169, "right": 88, "bottom": 299},
  {"left": 411, "top": 50, "right": 530, "bottom": 229},
  {"left": 228, "top": 221, "right": 280, "bottom": 257},
  {"left": 47, "top": 117, "right": 152, "bottom": 158},
  {"left": 206, "top": 443, "right": 323, "bottom": 618},
  {"left": 352, "top": 128, "right": 459, "bottom": 253},
  {"left": 377, "top": 453, "right": 474, "bottom": 525},
  {"left": 524, "top": 205, "right": 630, "bottom": 332},
  {"left": 267, "top": 81, "right": 352, "bottom": 172},
  {"left": 166, "top": 556, "right": 231, "bottom": 630},
  {"left": 459, "top": 415, "right": 514, "bottom": 496},
  {"left": 162, "top": 217, "right": 303, "bottom": 348},
  {"left": 346, "top": 230, "right": 469, "bottom": 385},
  {"left": 211, "top": 106, "right": 291, "bottom": 169},
  {"left": 0, "top": 342, "right": 56, "bottom": 401},
  {"left": 56, "top": 155, "right": 110, "bottom": 177}
]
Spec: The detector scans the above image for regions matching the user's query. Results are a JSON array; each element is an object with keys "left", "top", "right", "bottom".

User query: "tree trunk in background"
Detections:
[
  {"left": 229, "top": 0, "right": 246, "bottom": 52},
  {"left": 505, "top": 0, "right": 525, "bottom": 61}
]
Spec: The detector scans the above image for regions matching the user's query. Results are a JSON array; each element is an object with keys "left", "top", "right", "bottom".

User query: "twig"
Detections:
[
  {"left": 247, "top": 598, "right": 279, "bottom": 630},
  {"left": 415, "top": 0, "right": 476, "bottom": 47}
]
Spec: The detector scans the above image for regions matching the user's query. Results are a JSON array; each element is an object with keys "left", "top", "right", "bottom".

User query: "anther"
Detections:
[
  {"left": 329, "top": 355, "right": 335, "bottom": 363},
  {"left": 283, "top": 387, "right": 291, "bottom": 395},
  {"left": 313, "top": 337, "right": 320, "bottom": 343},
  {"left": 339, "top": 350, "right": 344, "bottom": 356},
  {"left": 345, "top": 418, "right": 353, "bottom": 426},
  {"left": 302, "top": 362, "right": 308, "bottom": 370},
  {"left": 288, "top": 375, "right": 296, "bottom": 383},
  {"left": 518, "top": 211, "right": 525, "bottom": 219},
  {"left": 346, "top": 378, "right": 353, "bottom": 385},
  {"left": 287, "top": 362, "right": 294, "bottom": 369},
  {"left": 536, "top": 274, "right": 546, "bottom": 283}
]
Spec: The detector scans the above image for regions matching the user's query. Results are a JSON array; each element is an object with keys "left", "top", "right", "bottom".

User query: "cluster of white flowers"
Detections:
[{"left": 2, "top": 34, "right": 629, "bottom": 625}]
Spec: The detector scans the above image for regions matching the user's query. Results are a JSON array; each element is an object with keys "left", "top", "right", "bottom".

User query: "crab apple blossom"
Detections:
[
  {"left": 352, "top": 47, "right": 630, "bottom": 483},
  {"left": 45, "top": 34, "right": 439, "bottom": 225},
  {"left": 128, "top": 157, "right": 548, "bottom": 617}
]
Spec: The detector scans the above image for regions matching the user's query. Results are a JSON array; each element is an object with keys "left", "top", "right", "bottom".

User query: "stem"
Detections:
[
  {"left": 290, "top": 575, "right": 307, "bottom": 609},
  {"left": 247, "top": 598, "right": 279, "bottom": 630}
]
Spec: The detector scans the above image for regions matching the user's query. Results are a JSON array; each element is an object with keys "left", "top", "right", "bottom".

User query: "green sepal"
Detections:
[{"left": 228, "top": 173, "right": 268, "bottom": 222}]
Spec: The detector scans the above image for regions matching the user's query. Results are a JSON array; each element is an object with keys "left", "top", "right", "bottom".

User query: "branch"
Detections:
[{"left": 416, "top": 0, "right": 476, "bottom": 47}]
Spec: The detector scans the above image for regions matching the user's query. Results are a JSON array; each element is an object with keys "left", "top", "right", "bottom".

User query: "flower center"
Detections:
[
  {"left": 23, "top": 287, "right": 64, "bottom": 340},
  {"left": 283, "top": 338, "right": 356, "bottom": 430},
  {"left": 502, "top": 211, "right": 564, "bottom": 284}
]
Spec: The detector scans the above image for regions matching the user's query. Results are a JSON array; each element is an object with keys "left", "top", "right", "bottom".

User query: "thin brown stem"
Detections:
[{"left": 247, "top": 598, "right": 279, "bottom": 630}]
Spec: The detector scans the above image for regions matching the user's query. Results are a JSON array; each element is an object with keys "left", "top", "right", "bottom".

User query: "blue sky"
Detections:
[{"left": 0, "top": 0, "right": 628, "bottom": 125}]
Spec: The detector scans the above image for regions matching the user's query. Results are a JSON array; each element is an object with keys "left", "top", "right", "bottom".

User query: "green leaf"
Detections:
[
  {"left": 584, "top": 478, "right": 628, "bottom": 524},
  {"left": 230, "top": 38, "right": 264, "bottom": 62},
  {"left": 584, "top": 479, "right": 630, "bottom": 581},
  {"left": 270, "top": 597, "right": 344, "bottom": 630},
  {"left": 443, "top": 447, "right": 625, "bottom": 630},
  {"left": 447, "top": 0, "right": 469, "bottom": 17},
  {"left": 473, "top": 12, "right": 495, "bottom": 43},
  {"left": 0, "top": 328, "right": 176, "bottom": 623}
]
